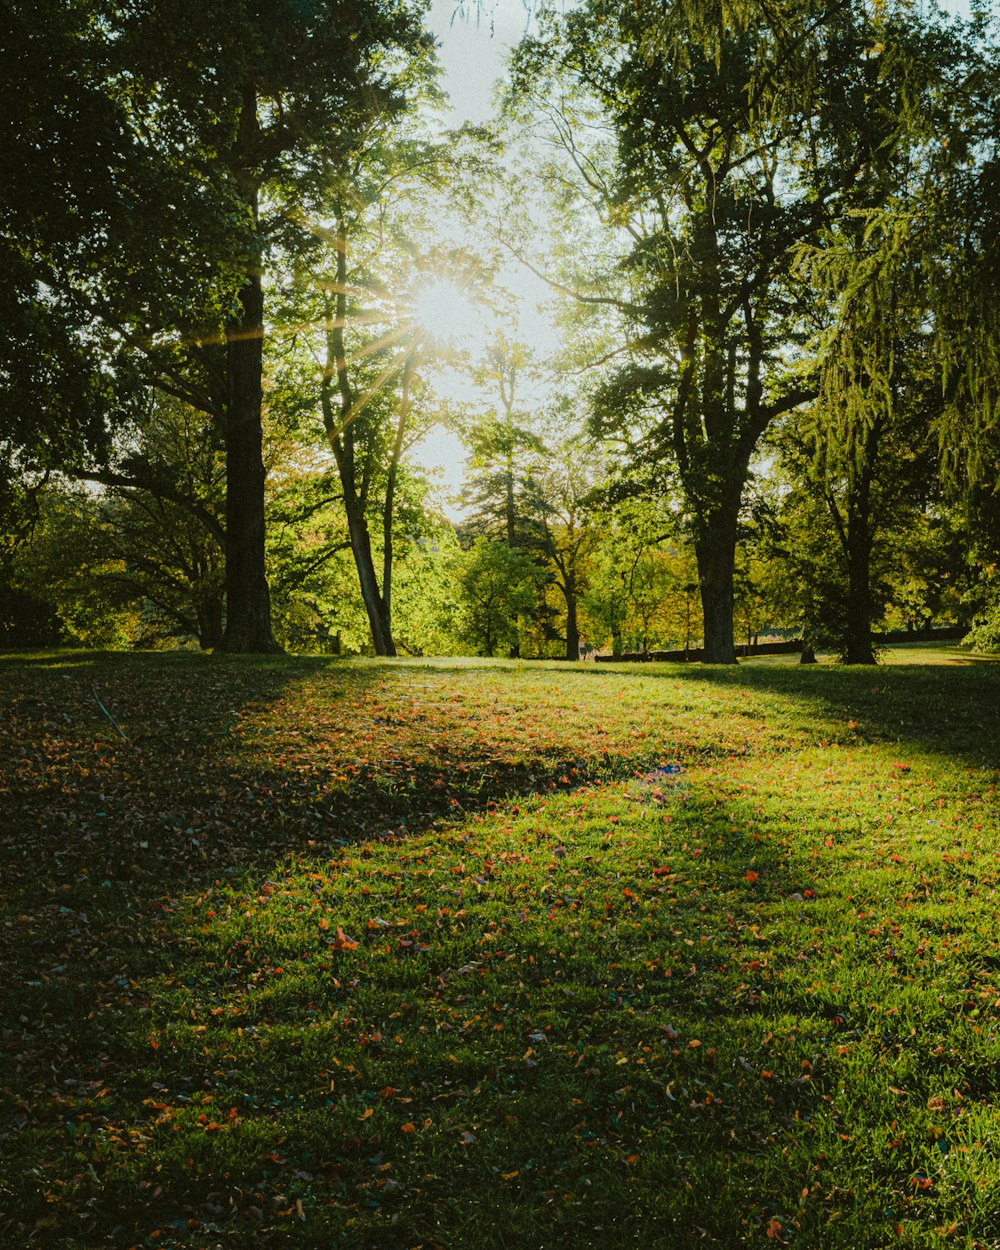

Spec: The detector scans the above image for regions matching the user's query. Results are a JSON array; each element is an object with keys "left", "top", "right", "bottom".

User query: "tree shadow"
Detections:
[{"left": 2, "top": 652, "right": 999, "bottom": 1247}]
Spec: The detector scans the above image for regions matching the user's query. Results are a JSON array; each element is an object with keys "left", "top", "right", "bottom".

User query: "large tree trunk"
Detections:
[
  {"left": 218, "top": 88, "right": 280, "bottom": 655},
  {"left": 220, "top": 271, "right": 282, "bottom": 653},
  {"left": 694, "top": 502, "right": 739, "bottom": 664}
]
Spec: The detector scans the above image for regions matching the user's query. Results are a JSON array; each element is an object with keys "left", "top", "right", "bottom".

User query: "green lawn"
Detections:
[{"left": 2, "top": 650, "right": 999, "bottom": 1248}]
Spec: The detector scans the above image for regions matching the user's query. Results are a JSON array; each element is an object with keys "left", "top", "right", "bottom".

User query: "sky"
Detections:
[
  {"left": 411, "top": 0, "right": 985, "bottom": 513},
  {"left": 428, "top": 0, "right": 531, "bottom": 126},
  {"left": 409, "top": 0, "right": 557, "bottom": 516}
]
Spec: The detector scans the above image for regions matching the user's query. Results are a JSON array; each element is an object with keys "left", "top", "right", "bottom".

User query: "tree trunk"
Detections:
[
  {"left": 832, "top": 421, "right": 879, "bottom": 666},
  {"left": 346, "top": 497, "right": 396, "bottom": 656},
  {"left": 381, "top": 353, "right": 415, "bottom": 642},
  {"left": 220, "top": 271, "right": 282, "bottom": 653},
  {"left": 505, "top": 450, "right": 517, "bottom": 548},
  {"left": 197, "top": 595, "right": 224, "bottom": 651},
  {"left": 844, "top": 532, "right": 877, "bottom": 664},
  {"left": 694, "top": 505, "right": 739, "bottom": 664},
  {"left": 565, "top": 590, "right": 580, "bottom": 661},
  {"left": 321, "top": 224, "right": 396, "bottom": 658}
]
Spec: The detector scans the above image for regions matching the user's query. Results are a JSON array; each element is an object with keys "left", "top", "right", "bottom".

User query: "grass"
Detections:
[{"left": 1, "top": 648, "right": 999, "bottom": 1248}]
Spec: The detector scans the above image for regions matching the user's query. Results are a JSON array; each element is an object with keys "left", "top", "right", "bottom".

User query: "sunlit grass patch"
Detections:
[{"left": 1, "top": 652, "right": 999, "bottom": 1247}]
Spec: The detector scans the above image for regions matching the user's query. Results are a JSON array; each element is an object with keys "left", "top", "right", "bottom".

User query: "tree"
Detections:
[
  {"left": 955, "top": 423, "right": 1000, "bottom": 652},
  {"left": 533, "top": 434, "right": 601, "bottom": 660},
  {"left": 918, "top": 22, "right": 1000, "bottom": 645},
  {"left": 785, "top": 6, "right": 981, "bottom": 662},
  {"left": 3, "top": 484, "right": 142, "bottom": 649},
  {"left": 0, "top": 446, "right": 59, "bottom": 647},
  {"left": 582, "top": 533, "right": 630, "bottom": 658},
  {"left": 510, "top": 0, "right": 967, "bottom": 662},
  {"left": 274, "top": 120, "right": 471, "bottom": 656},
  {"left": 456, "top": 336, "right": 555, "bottom": 655},
  {"left": 89, "top": 402, "right": 228, "bottom": 649},
  {"left": 0, "top": 0, "right": 150, "bottom": 482},
  {"left": 581, "top": 498, "right": 696, "bottom": 656},
  {"left": 460, "top": 338, "right": 548, "bottom": 549},
  {"left": 454, "top": 538, "right": 547, "bottom": 658},
  {"left": 2, "top": 0, "right": 433, "bottom": 651}
]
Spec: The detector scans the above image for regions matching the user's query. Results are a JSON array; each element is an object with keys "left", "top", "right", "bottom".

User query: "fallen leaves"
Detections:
[{"left": 2, "top": 653, "right": 1000, "bottom": 1250}]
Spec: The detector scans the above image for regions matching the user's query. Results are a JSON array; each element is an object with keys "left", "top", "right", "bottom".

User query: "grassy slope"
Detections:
[{"left": 1, "top": 651, "right": 999, "bottom": 1249}]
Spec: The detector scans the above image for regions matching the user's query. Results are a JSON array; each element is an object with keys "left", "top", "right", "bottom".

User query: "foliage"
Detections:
[
  {"left": 4, "top": 486, "right": 142, "bottom": 649},
  {"left": 771, "top": 371, "right": 950, "bottom": 663},
  {"left": 389, "top": 528, "right": 467, "bottom": 657},
  {"left": 507, "top": 0, "right": 982, "bottom": 663},
  {"left": 91, "top": 403, "right": 228, "bottom": 649},
  {"left": 965, "top": 573, "right": 1000, "bottom": 654},
  {"left": 581, "top": 497, "right": 701, "bottom": 655},
  {"left": 269, "top": 105, "right": 492, "bottom": 656},
  {"left": 882, "top": 510, "right": 970, "bottom": 635},
  {"left": 459, "top": 337, "right": 549, "bottom": 549},
  {"left": 453, "top": 537, "right": 548, "bottom": 656},
  {"left": 528, "top": 428, "right": 603, "bottom": 659},
  {"left": 1, "top": 0, "right": 436, "bottom": 651}
]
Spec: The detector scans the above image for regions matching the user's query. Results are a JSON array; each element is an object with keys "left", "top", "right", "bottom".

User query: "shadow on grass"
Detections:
[
  {"left": 3, "top": 788, "right": 859, "bottom": 1248},
  {"left": 2, "top": 653, "right": 999, "bottom": 1247}
]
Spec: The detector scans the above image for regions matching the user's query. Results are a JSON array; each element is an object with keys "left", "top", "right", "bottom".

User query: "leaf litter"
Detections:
[{"left": 1, "top": 652, "right": 999, "bottom": 1248}]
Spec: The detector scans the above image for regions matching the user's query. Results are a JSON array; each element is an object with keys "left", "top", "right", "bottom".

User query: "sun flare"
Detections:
[{"left": 410, "top": 276, "right": 488, "bottom": 352}]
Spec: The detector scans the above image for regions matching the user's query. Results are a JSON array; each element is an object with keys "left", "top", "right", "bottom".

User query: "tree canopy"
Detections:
[{"left": 2, "top": 0, "right": 999, "bottom": 662}]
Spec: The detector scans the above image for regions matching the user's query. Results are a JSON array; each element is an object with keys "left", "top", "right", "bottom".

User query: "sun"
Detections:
[{"left": 410, "top": 276, "right": 489, "bottom": 353}]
